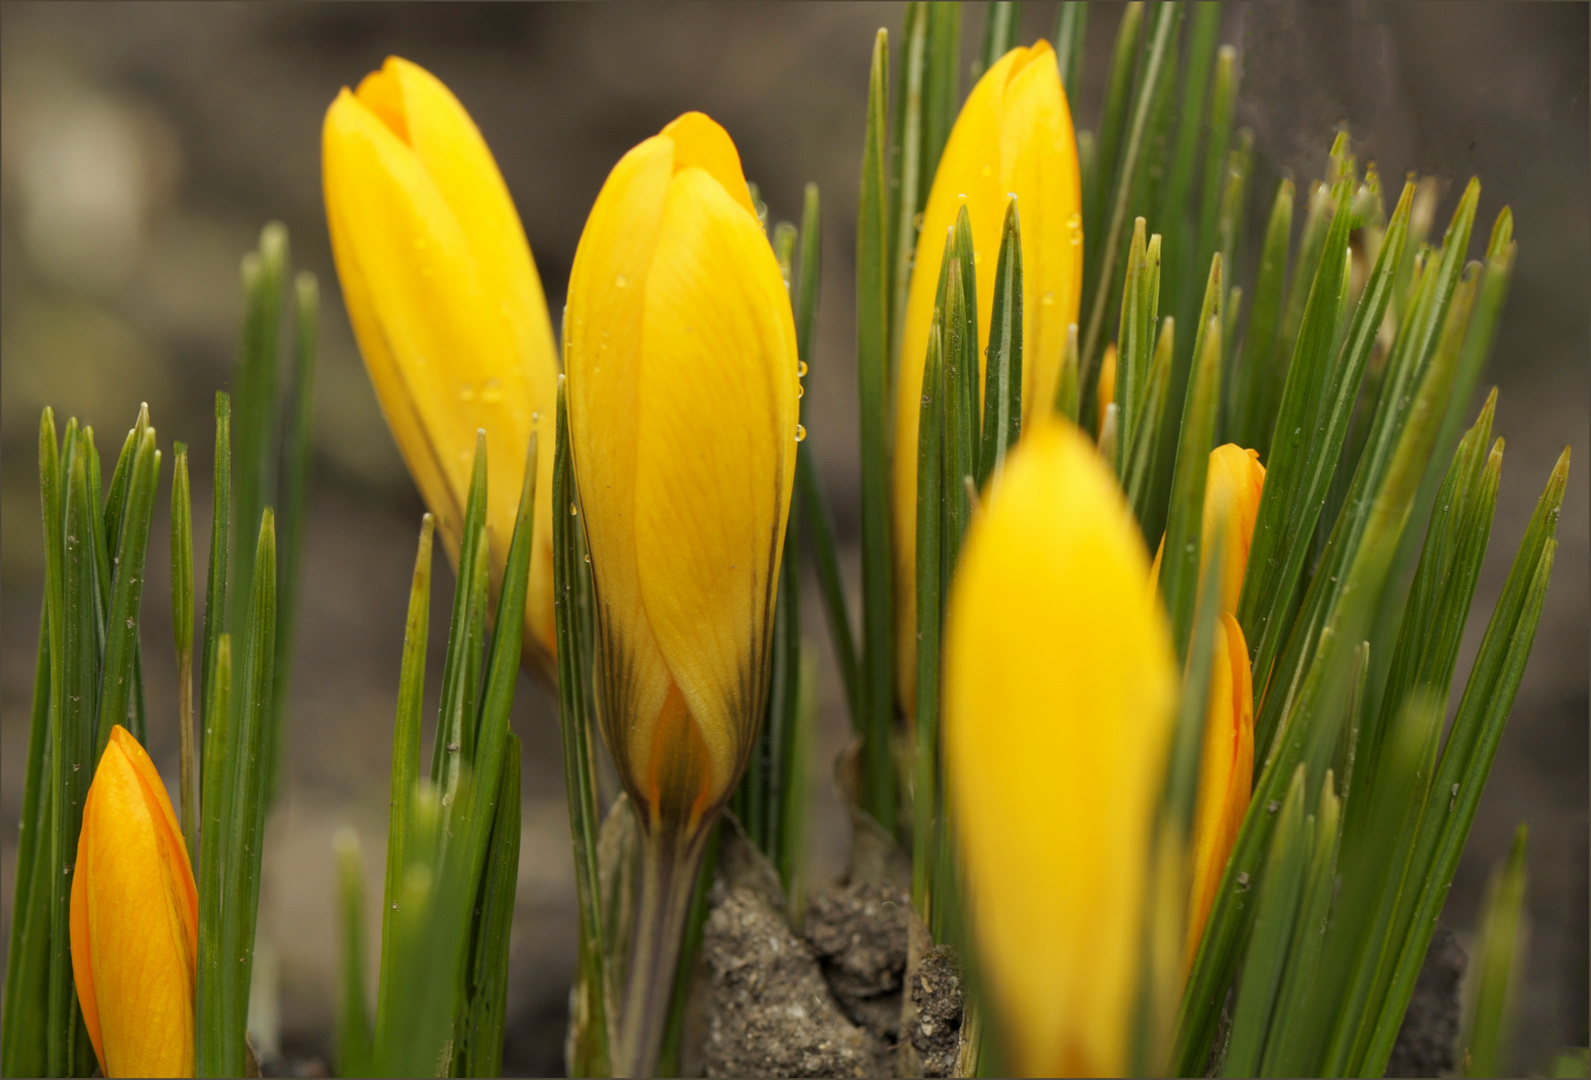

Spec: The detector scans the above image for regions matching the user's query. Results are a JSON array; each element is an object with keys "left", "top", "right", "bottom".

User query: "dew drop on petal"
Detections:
[
  {"left": 796, "top": 385, "right": 804, "bottom": 399},
  {"left": 615, "top": 273, "right": 629, "bottom": 288},
  {"left": 795, "top": 424, "right": 807, "bottom": 442},
  {"left": 481, "top": 379, "right": 503, "bottom": 404},
  {"left": 797, "top": 361, "right": 809, "bottom": 378},
  {"left": 459, "top": 383, "right": 477, "bottom": 402}
]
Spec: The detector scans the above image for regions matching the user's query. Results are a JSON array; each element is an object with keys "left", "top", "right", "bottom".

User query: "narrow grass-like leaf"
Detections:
[
  {"left": 1195, "top": 46, "right": 1237, "bottom": 296},
  {"left": 221, "top": 511, "right": 276, "bottom": 1076},
  {"left": 1158, "top": 301, "right": 1223, "bottom": 664},
  {"left": 49, "top": 439, "right": 97, "bottom": 1077},
  {"left": 1358, "top": 450, "right": 1567, "bottom": 1077},
  {"left": 975, "top": 1, "right": 1021, "bottom": 80},
  {"left": 271, "top": 270, "right": 319, "bottom": 797},
  {"left": 433, "top": 434, "right": 489, "bottom": 793},
  {"left": 556, "top": 383, "right": 611, "bottom": 1078},
  {"left": 335, "top": 828, "right": 372, "bottom": 1079},
  {"left": 1081, "top": 2, "right": 1177, "bottom": 398},
  {"left": 1053, "top": 322, "right": 1082, "bottom": 422},
  {"left": 1163, "top": 526, "right": 1227, "bottom": 840},
  {"left": 1156, "top": 1, "right": 1222, "bottom": 319},
  {"left": 1461, "top": 824, "right": 1529, "bottom": 1079},
  {"left": 912, "top": 323, "right": 945, "bottom": 920},
  {"left": 888, "top": 3, "right": 929, "bottom": 391},
  {"left": 96, "top": 426, "right": 160, "bottom": 759},
  {"left": 231, "top": 226, "right": 288, "bottom": 643},
  {"left": 1053, "top": 2, "right": 1087, "bottom": 109},
  {"left": 202, "top": 393, "right": 232, "bottom": 746},
  {"left": 1258, "top": 774, "right": 1343, "bottom": 1077},
  {"left": 1, "top": 602, "right": 54, "bottom": 1078},
  {"left": 1236, "top": 178, "right": 1374, "bottom": 717},
  {"left": 978, "top": 196, "right": 1023, "bottom": 487},
  {"left": 1124, "top": 316, "right": 1174, "bottom": 525},
  {"left": 1231, "top": 179, "right": 1294, "bottom": 451},
  {"left": 377, "top": 514, "right": 434, "bottom": 1046},
  {"left": 1172, "top": 188, "right": 1474, "bottom": 1072},
  {"left": 197, "top": 633, "right": 234, "bottom": 1077},
  {"left": 458, "top": 740, "right": 522, "bottom": 1079},
  {"left": 1319, "top": 691, "right": 1445, "bottom": 1076},
  {"left": 1112, "top": 218, "right": 1151, "bottom": 474},
  {"left": 657, "top": 821, "right": 720, "bottom": 1079},
  {"left": 1219, "top": 764, "right": 1309, "bottom": 1078},
  {"left": 856, "top": 29, "right": 896, "bottom": 829},
  {"left": 941, "top": 213, "right": 979, "bottom": 576},
  {"left": 922, "top": 3, "right": 961, "bottom": 194},
  {"left": 1084, "top": 0, "right": 1143, "bottom": 308},
  {"left": 173, "top": 443, "right": 198, "bottom": 858}
]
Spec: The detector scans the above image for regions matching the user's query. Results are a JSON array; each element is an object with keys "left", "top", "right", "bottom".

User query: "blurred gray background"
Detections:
[{"left": 0, "top": 3, "right": 1584, "bottom": 1075}]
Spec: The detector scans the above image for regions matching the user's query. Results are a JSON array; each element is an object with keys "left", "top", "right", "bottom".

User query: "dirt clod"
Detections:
[
  {"left": 909, "top": 945, "right": 964, "bottom": 1078},
  {"left": 700, "top": 883, "right": 875, "bottom": 1078},
  {"left": 803, "top": 881, "right": 909, "bottom": 1044}
]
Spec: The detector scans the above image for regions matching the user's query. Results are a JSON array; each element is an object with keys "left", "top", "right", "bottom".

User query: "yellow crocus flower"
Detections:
[
  {"left": 323, "top": 56, "right": 559, "bottom": 677},
  {"left": 895, "top": 41, "right": 1083, "bottom": 712},
  {"left": 1151, "top": 443, "right": 1267, "bottom": 614},
  {"left": 1185, "top": 611, "right": 1255, "bottom": 971},
  {"left": 565, "top": 111, "right": 798, "bottom": 837},
  {"left": 70, "top": 726, "right": 198, "bottom": 1079},
  {"left": 945, "top": 419, "right": 1175, "bottom": 1077}
]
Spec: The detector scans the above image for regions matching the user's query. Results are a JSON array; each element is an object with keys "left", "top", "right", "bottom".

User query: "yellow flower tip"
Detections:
[
  {"left": 71, "top": 725, "right": 198, "bottom": 1079},
  {"left": 568, "top": 114, "right": 797, "bottom": 836},
  {"left": 322, "top": 55, "right": 561, "bottom": 668},
  {"left": 1184, "top": 613, "right": 1255, "bottom": 971},
  {"left": 1148, "top": 442, "right": 1266, "bottom": 614},
  {"left": 892, "top": 43, "right": 1082, "bottom": 711},
  {"left": 946, "top": 418, "right": 1176, "bottom": 1077},
  {"left": 660, "top": 111, "right": 757, "bottom": 218}
]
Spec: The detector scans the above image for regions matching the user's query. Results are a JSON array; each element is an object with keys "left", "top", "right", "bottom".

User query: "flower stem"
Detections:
[{"left": 614, "top": 815, "right": 713, "bottom": 1078}]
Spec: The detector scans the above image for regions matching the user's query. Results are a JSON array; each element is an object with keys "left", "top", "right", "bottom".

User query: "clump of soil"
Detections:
[
  {"left": 803, "top": 881, "right": 910, "bottom": 1045},
  {"left": 1385, "top": 927, "right": 1467, "bottom": 1078},
  {"left": 908, "top": 945, "right": 964, "bottom": 1078},
  {"left": 698, "top": 882, "right": 876, "bottom": 1078}
]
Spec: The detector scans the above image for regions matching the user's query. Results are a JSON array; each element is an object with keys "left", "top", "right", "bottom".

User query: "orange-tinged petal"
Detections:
[
  {"left": 1184, "top": 613, "right": 1255, "bottom": 970},
  {"left": 71, "top": 726, "right": 197, "bottom": 1078},
  {"left": 568, "top": 114, "right": 797, "bottom": 829},
  {"left": 893, "top": 42, "right": 1081, "bottom": 713},
  {"left": 324, "top": 57, "right": 559, "bottom": 670},
  {"left": 946, "top": 419, "right": 1176, "bottom": 1077},
  {"left": 1097, "top": 343, "right": 1118, "bottom": 438}
]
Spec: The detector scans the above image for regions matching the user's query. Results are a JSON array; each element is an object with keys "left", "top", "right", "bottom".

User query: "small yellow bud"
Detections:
[{"left": 70, "top": 726, "right": 198, "bottom": 1079}]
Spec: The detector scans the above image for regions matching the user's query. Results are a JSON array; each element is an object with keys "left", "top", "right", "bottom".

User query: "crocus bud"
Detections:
[
  {"left": 894, "top": 41, "right": 1083, "bottom": 712},
  {"left": 946, "top": 419, "right": 1176, "bottom": 1077},
  {"left": 565, "top": 112, "right": 799, "bottom": 836},
  {"left": 70, "top": 725, "right": 198, "bottom": 1079},
  {"left": 1151, "top": 443, "right": 1267, "bottom": 614},
  {"left": 323, "top": 56, "right": 559, "bottom": 677},
  {"left": 1096, "top": 343, "right": 1117, "bottom": 438},
  {"left": 1184, "top": 612, "right": 1255, "bottom": 970}
]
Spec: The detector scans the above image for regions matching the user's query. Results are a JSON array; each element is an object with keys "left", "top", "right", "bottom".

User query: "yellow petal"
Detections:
[
  {"left": 568, "top": 114, "right": 797, "bottom": 825},
  {"left": 1185, "top": 613, "right": 1255, "bottom": 970},
  {"left": 323, "top": 57, "right": 559, "bottom": 667},
  {"left": 1097, "top": 343, "right": 1118, "bottom": 438},
  {"left": 946, "top": 419, "right": 1176, "bottom": 1077},
  {"left": 1204, "top": 444, "right": 1266, "bottom": 614},
  {"left": 566, "top": 132, "right": 677, "bottom": 806},
  {"left": 633, "top": 164, "right": 798, "bottom": 809},
  {"left": 71, "top": 726, "right": 197, "bottom": 1079},
  {"left": 893, "top": 42, "right": 1081, "bottom": 713}
]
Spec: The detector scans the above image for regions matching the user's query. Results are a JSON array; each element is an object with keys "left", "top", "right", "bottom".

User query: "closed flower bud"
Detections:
[
  {"left": 1185, "top": 612, "right": 1255, "bottom": 970},
  {"left": 895, "top": 41, "right": 1083, "bottom": 712},
  {"left": 70, "top": 726, "right": 198, "bottom": 1079},
  {"left": 1151, "top": 442, "right": 1267, "bottom": 615},
  {"left": 323, "top": 56, "right": 560, "bottom": 676},
  {"left": 946, "top": 419, "right": 1176, "bottom": 1077},
  {"left": 565, "top": 112, "right": 799, "bottom": 835}
]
